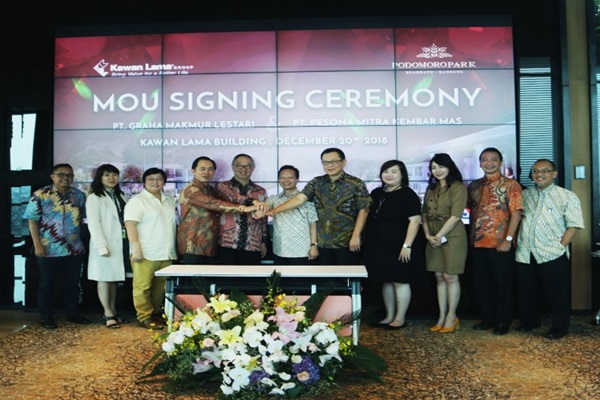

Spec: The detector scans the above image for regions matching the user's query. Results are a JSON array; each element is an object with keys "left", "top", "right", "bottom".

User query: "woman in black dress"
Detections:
[{"left": 364, "top": 160, "right": 424, "bottom": 329}]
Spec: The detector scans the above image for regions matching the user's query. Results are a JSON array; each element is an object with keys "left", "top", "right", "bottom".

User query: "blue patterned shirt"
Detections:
[{"left": 22, "top": 185, "right": 86, "bottom": 257}]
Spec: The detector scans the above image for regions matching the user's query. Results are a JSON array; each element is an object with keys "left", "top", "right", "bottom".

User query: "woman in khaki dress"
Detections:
[{"left": 422, "top": 153, "right": 468, "bottom": 333}]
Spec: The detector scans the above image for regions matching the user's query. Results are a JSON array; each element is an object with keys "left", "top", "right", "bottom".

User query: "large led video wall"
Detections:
[{"left": 54, "top": 22, "right": 516, "bottom": 200}]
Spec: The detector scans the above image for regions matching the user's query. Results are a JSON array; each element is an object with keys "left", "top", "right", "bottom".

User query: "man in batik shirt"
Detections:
[
  {"left": 177, "top": 156, "right": 256, "bottom": 264},
  {"left": 214, "top": 153, "right": 268, "bottom": 265},
  {"left": 515, "top": 159, "right": 584, "bottom": 339},
  {"left": 23, "top": 163, "right": 90, "bottom": 329},
  {"left": 468, "top": 147, "right": 523, "bottom": 335}
]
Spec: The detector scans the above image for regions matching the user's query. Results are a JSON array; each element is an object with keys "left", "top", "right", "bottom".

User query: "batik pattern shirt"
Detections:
[
  {"left": 22, "top": 185, "right": 86, "bottom": 257},
  {"left": 301, "top": 172, "right": 371, "bottom": 249},
  {"left": 214, "top": 178, "right": 268, "bottom": 252},
  {"left": 516, "top": 183, "right": 584, "bottom": 264},
  {"left": 467, "top": 172, "right": 523, "bottom": 248},
  {"left": 267, "top": 190, "right": 318, "bottom": 258},
  {"left": 177, "top": 179, "right": 240, "bottom": 257}
]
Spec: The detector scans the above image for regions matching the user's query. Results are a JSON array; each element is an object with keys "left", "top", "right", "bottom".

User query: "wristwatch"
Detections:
[
  {"left": 505, "top": 236, "right": 513, "bottom": 242},
  {"left": 311, "top": 242, "right": 318, "bottom": 247},
  {"left": 403, "top": 243, "right": 411, "bottom": 249}
]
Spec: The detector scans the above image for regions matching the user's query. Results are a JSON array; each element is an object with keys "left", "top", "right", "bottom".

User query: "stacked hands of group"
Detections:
[
  {"left": 128, "top": 200, "right": 271, "bottom": 264},
  {"left": 219, "top": 200, "right": 272, "bottom": 219}
]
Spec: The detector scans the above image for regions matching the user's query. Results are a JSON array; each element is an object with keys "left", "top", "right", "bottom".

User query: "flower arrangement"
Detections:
[{"left": 141, "top": 272, "right": 387, "bottom": 399}]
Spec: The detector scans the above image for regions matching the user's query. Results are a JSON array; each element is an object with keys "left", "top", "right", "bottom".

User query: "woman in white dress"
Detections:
[{"left": 86, "top": 164, "right": 130, "bottom": 328}]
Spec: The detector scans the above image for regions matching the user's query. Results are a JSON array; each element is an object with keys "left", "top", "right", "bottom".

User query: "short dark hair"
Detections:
[
  {"left": 232, "top": 153, "right": 254, "bottom": 166},
  {"left": 534, "top": 158, "right": 556, "bottom": 170},
  {"left": 52, "top": 163, "right": 73, "bottom": 173},
  {"left": 321, "top": 147, "right": 345, "bottom": 161},
  {"left": 90, "top": 164, "right": 123, "bottom": 196},
  {"left": 278, "top": 165, "right": 299, "bottom": 179},
  {"left": 192, "top": 156, "right": 216, "bottom": 170},
  {"left": 428, "top": 153, "right": 464, "bottom": 188},
  {"left": 142, "top": 167, "right": 167, "bottom": 183},
  {"left": 478, "top": 147, "right": 503, "bottom": 161},
  {"left": 528, "top": 159, "right": 557, "bottom": 180},
  {"left": 379, "top": 160, "right": 409, "bottom": 187}
]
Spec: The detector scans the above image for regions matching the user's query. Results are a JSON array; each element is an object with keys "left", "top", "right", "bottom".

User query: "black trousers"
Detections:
[
  {"left": 218, "top": 247, "right": 262, "bottom": 265},
  {"left": 471, "top": 247, "right": 516, "bottom": 326},
  {"left": 272, "top": 254, "right": 310, "bottom": 265},
  {"left": 317, "top": 247, "right": 361, "bottom": 265},
  {"left": 36, "top": 255, "right": 84, "bottom": 319},
  {"left": 180, "top": 253, "right": 218, "bottom": 265},
  {"left": 517, "top": 254, "right": 571, "bottom": 331}
]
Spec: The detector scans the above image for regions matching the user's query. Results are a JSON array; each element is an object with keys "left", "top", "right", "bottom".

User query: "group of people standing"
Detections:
[
  {"left": 420, "top": 148, "right": 584, "bottom": 340},
  {"left": 348, "top": 146, "right": 583, "bottom": 340},
  {"left": 23, "top": 146, "right": 584, "bottom": 339}
]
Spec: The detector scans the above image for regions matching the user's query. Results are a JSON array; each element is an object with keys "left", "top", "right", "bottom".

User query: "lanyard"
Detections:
[{"left": 107, "top": 190, "right": 125, "bottom": 226}]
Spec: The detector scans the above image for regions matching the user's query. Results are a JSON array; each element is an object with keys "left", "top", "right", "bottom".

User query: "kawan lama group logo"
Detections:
[
  {"left": 416, "top": 44, "right": 453, "bottom": 59},
  {"left": 93, "top": 59, "right": 110, "bottom": 77}
]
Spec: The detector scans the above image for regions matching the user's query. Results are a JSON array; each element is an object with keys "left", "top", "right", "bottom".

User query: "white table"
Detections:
[{"left": 155, "top": 264, "right": 368, "bottom": 344}]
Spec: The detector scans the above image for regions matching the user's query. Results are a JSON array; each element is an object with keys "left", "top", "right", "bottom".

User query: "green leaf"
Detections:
[
  {"left": 140, "top": 350, "right": 166, "bottom": 372},
  {"left": 301, "top": 280, "right": 335, "bottom": 321},
  {"left": 342, "top": 344, "right": 388, "bottom": 382},
  {"left": 228, "top": 287, "right": 252, "bottom": 307}
]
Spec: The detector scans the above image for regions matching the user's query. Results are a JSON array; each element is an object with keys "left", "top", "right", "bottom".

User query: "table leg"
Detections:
[
  {"left": 351, "top": 279, "right": 361, "bottom": 345},
  {"left": 164, "top": 278, "right": 175, "bottom": 323}
]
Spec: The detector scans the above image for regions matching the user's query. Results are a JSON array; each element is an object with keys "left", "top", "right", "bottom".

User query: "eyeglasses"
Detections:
[
  {"left": 234, "top": 164, "right": 254, "bottom": 170},
  {"left": 532, "top": 169, "right": 555, "bottom": 174},
  {"left": 54, "top": 173, "right": 74, "bottom": 179},
  {"left": 146, "top": 178, "right": 165, "bottom": 182},
  {"left": 321, "top": 159, "right": 343, "bottom": 166}
]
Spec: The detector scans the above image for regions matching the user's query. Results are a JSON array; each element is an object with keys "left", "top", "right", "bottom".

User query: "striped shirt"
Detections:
[{"left": 516, "top": 183, "right": 584, "bottom": 264}]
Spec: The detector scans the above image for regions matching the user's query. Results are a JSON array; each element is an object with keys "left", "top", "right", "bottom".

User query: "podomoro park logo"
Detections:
[{"left": 393, "top": 43, "right": 477, "bottom": 70}]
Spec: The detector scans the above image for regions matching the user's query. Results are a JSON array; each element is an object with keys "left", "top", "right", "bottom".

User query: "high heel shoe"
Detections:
[
  {"left": 439, "top": 318, "right": 460, "bottom": 333},
  {"left": 430, "top": 324, "right": 443, "bottom": 332}
]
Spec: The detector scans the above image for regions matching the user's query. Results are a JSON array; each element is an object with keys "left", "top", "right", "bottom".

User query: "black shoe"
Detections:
[
  {"left": 39, "top": 318, "right": 57, "bottom": 330},
  {"left": 67, "top": 315, "right": 90, "bottom": 324},
  {"left": 368, "top": 322, "right": 389, "bottom": 328},
  {"left": 139, "top": 319, "right": 164, "bottom": 330},
  {"left": 151, "top": 313, "right": 167, "bottom": 325},
  {"left": 516, "top": 322, "right": 542, "bottom": 332},
  {"left": 545, "top": 328, "right": 567, "bottom": 340},
  {"left": 493, "top": 324, "right": 509, "bottom": 335},
  {"left": 473, "top": 321, "right": 494, "bottom": 330}
]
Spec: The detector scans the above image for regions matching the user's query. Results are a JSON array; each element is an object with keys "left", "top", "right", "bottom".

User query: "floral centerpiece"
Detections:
[{"left": 141, "top": 272, "right": 387, "bottom": 399}]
